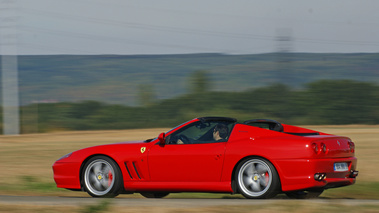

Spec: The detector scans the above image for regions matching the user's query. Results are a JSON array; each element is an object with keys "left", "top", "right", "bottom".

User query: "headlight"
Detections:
[{"left": 57, "top": 152, "right": 72, "bottom": 161}]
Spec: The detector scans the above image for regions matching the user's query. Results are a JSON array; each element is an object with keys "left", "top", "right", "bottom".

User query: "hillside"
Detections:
[{"left": 1, "top": 53, "right": 379, "bottom": 105}]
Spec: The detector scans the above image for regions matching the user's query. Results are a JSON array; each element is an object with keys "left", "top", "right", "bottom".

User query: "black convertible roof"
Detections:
[{"left": 198, "top": 117, "right": 237, "bottom": 123}]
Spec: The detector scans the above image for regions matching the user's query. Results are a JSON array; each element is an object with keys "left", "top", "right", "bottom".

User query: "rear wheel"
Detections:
[
  {"left": 235, "top": 158, "right": 280, "bottom": 199},
  {"left": 82, "top": 156, "right": 123, "bottom": 198},
  {"left": 140, "top": 192, "right": 170, "bottom": 198}
]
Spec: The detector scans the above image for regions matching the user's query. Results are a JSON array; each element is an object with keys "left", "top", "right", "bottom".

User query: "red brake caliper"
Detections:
[
  {"left": 108, "top": 170, "right": 113, "bottom": 187},
  {"left": 265, "top": 172, "right": 269, "bottom": 186}
]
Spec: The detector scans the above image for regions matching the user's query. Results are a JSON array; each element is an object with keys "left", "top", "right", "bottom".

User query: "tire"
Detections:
[
  {"left": 235, "top": 158, "right": 280, "bottom": 199},
  {"left": 140, "top": 192, "right": 170, "bottom": 198},
  {"left": 285, "top": 189, "right": 324, "bottom": 199},
  {"left": 82, "top": 156, "right": 123, "bottom": 198}
]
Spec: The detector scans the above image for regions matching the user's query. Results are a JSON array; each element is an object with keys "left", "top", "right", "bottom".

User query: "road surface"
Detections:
[{"left": 1, "top": 195, "right": 379, "bottom": 207}]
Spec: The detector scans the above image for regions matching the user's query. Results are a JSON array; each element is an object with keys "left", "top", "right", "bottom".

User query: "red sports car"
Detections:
[{"left": 52, "top": 117, "right": 358, "bottom": 199}]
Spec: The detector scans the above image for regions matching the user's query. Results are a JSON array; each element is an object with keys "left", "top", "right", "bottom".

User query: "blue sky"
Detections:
[{"left": 2, "top": 0, "right": 379, "bottom": 55}]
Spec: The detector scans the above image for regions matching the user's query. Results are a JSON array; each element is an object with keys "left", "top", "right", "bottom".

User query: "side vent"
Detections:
[
  {"left": 132, "top": 161, "right": 142, "bottom": 179},
  {"left": 124, "top": 161, "right": 143, "bottom": 180},
  {"left": 124, "top": 162, "right": 133, "bottom": 179}
]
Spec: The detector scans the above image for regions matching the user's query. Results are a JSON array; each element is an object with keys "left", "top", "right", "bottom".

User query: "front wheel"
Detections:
[
  {"left": 82, "top": 156, "right": 123, "bottom": 198},
  {"left": 235, "top": 158, "right": 280, "bottom": 199}
]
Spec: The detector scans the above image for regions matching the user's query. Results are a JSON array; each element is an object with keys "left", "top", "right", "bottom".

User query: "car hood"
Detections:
[
  {"left": 68, "top": 140, "right": 152, "bottom": 160},
  {"left": 112, "top": 140, "right": 148, "bottom": 145}
]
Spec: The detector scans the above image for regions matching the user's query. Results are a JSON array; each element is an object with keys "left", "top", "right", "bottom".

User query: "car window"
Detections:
[
  {"left": 166, "top": 120, "right": 234, "bottom": 144},
  {"left": 249, "top": 122, "right": 271, "bottom": 129}
]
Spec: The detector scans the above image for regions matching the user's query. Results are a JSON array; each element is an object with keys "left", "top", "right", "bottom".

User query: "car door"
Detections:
[{"left": 148, "top": 141, "right": 226, "bottom": 182}]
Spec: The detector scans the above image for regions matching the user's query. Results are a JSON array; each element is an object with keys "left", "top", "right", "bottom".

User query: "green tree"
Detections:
[
  {"left": 137, "top": 84, "right": 155, "bottom": 107},
  {"left": 305, "top": 80, "right": 379, "bottom": 124},
  {"left": 189, "top": 70, "right": 211, "bottom": 94}
]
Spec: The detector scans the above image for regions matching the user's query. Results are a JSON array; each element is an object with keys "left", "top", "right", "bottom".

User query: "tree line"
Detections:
[{"left": 4, "top": 79, "right": 377, "bottom": 133}]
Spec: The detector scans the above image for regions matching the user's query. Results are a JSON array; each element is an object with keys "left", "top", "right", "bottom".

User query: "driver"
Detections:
[{"left": 212, "top": 123, "right": 229, "bottom": 142}]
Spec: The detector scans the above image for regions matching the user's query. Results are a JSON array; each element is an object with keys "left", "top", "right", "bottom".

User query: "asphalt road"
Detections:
[{"left": 1, "top": 195, "right": 379, "bottom": 207}]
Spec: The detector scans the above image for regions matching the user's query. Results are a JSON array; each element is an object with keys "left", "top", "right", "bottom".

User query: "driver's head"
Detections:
[{"left": 213, "top": 123, "right": 229, "bottom": 139}]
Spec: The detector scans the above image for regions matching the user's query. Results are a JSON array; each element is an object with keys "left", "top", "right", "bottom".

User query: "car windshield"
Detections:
[
  {"left": 166, "top": 119, "right": 236, "bottom": 144},
  {"left": 143, "top": 119, "right": 196, "bottom": 142}
]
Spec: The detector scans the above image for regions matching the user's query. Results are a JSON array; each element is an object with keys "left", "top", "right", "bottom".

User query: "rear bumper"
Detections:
[{"left": 274, "top": 157, "right": 358, "bottom": 192}]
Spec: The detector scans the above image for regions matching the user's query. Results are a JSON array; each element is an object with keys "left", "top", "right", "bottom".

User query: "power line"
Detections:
[
  {"left": 20, "top": 7, "right": 379, "bottom": 47},
  {"left": 20, "top": 26, "right": 242, "bottom": 53},
  {"left": 21, "top": 23, "right": 379, "bottom": 53},
  {"left": 20, "top": 8, "right": 276, "bottom": 41},
  {"left": 15, "top": 5, "right": 379, "bottom": 55}
]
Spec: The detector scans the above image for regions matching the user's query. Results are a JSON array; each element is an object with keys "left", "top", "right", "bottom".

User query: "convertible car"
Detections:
[{"left": 53, "top": 117, "right": 358, "bottom": 199}]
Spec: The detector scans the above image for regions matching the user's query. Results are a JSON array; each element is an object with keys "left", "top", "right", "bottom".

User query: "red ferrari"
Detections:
[{"left": 52, "top": 117, "right": 358, "bottom": 199}]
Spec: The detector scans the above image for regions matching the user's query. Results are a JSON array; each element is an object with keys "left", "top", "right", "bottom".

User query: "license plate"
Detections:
[{"left": 334, "top": 162, "right": 348, "bottom": 172}]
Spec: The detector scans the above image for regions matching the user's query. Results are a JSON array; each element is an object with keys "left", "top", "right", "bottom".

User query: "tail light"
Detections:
[
  {"left": 348, "top": 141, "right": 355, "bottom": 153},
  {"left": 311, "top": 143, "right": 327, "bottom": 154},
  {"left": 321, "top": 143, "right": 328, "bottom": 153},
  {"left": 311, "top": 143, "right": 320, "bottom": 154}
]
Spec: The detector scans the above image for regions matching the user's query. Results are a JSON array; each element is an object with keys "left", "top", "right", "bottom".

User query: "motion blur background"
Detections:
[
  {"left": 1, "top": 0, "right": 379, "bottom": 134},
  {"left": 1, "top": 2, "right": 379, "bottom": 211}
]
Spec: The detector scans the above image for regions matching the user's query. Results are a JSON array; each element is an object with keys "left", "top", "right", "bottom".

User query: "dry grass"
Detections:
[
  {"left": 0, "top": 128, "right": 167, "bottom": 195},
  {"left": 0, "top": 204, "right": 79, "bottom": 213},
  {"left": 0, "top": 125, "right": 378, "bottom": 197},
  {"left": 1, "top": 126, "right": 379, "bottom": 212}
]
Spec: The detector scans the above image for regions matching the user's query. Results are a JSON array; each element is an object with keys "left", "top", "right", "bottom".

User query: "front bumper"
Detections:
[{"left": 52, "top": 161, "right": 82, "bottom": 190}]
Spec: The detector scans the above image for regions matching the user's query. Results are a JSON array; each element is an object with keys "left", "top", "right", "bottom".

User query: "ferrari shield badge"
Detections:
[{"left": 140, "top": 147, "right": 146, "bottom": 153}]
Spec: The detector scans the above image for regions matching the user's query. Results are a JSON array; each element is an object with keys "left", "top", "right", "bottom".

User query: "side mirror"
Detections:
[{"left": 158, "top": 132, "right": 166, "bottom": 146}]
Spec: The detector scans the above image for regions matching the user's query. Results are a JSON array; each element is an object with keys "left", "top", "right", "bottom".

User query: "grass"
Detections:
[
  {"left": 20, "top": 175, "right": 61, "bottom": 192},
  {"left": 80, "top": 200, "right": 112, "bottom": 213},
  {"left": 1, "top": 126, "right": 379, "bottom": 212},
  {"left": 322, "top": 181, "right": 379, "bottom": 199}
]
